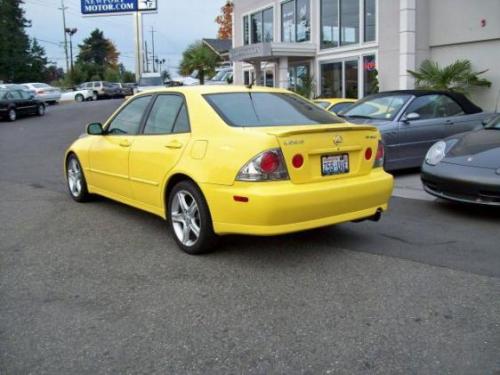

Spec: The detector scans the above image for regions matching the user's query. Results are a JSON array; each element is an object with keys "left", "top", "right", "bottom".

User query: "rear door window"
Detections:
[
  {"left": 205, "top": 92, "right": 341, "bottom": 127},
  {"left": 143, "top": 95, "right": 185, "bottom": 134}
]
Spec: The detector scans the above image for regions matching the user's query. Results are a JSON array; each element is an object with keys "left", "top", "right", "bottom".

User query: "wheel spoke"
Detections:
[
  {"left": 182, "top": 221, "right": 191, "bottom": 243},
  {"left": 171, "top": 212, "right": 184, "bottom": 224},
  {"left": 189, "top": 220, "right": 200, "bottom": 237},
  {"left": 177, "top": 192, "right": 190, "bottom": 213}
]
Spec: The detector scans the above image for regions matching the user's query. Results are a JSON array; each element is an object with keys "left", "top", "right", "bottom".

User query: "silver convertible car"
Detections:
[{"left": 338, "top": 90, "right": 492, "bottom": 171}]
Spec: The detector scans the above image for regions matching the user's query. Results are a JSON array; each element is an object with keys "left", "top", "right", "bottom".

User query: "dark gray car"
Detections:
[{"left": 338, "top": 90, "right": 493, "bottom": 171}]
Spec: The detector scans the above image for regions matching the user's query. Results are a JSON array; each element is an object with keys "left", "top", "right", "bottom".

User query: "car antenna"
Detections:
[{"left": 246, "top": 75, "right": 256, "bottom": 89}]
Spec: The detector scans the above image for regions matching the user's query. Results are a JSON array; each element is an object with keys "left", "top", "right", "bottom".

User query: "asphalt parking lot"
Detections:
[{"left": 1, "top": 100, "right": 499, "bottom": 375}]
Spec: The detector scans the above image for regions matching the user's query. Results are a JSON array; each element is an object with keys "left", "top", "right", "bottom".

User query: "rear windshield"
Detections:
[{"left": 205, "top": 93, "right": 342, "bottom": 127}]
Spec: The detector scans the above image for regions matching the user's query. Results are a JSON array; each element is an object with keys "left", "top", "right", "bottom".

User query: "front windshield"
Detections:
[
  {"left": 341, "top": 94, "right": 412, "bottom": 120},
  {"left": 139, "top": 77, "right": 163, "bottom": 86},
  {"left": 486, "top": 116, "right": 500, "bottom": 129}
]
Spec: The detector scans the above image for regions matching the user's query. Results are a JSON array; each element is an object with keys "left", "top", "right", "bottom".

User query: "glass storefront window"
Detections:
[
  {"left": 363, "top": 55, "right": 378, "bottom": 96},
  {"left": 289, "top": 64, "right": 310, "bottom": 90},
  {"left": 321, "top": 62, "right": 343, "bottom": 98},
  {"left": 364, "top": 0, "right": 376, "bottom": 42},
  {"left": 282, "top": 1, "right": 295, "bottom": 42},
  {"left": 282, "top": 0, "right": 310, "bottom": 43},
  {"left": 321, "top": 0, "right": 339, "bottom": 49},
  {"left": 296, "top": 0, "right": 310, "bottom": 42},
  {"left": 247, "top": 8, "right": 273, "bottom": 44},
  {"left": 321, "top": 0, "right": 375, "bottom": 49},
  {"left": 263, "top": 8, "right": 273, "bottom": 43},
  {"left": 344, "top": 60, "right": 358, "bottom": 98},
  {"left": 243, "top": 16, "right": 249, "bottom": 45},
  {"left": 251, "top": 12, "right": 263, "bottom": 43},
  {"left": 340, "top": 1, "right": 359, "bottom": 46}
]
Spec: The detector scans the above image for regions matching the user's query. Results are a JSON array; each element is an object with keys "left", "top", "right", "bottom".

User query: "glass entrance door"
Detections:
[{"left": 320, "top": 59, "right": 359, "bottom": 98}]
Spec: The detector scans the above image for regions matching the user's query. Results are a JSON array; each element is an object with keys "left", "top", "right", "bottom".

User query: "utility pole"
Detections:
[
  {"left": 144, "top": 41, "right": 149, "bottom": 73},
  {"left": 65, "top": 28, "right": 77, "bottom": 72},
  {"left": 150, "top": 26, "right": 156, "bottom": 72},
  {"left": 134, "top": 11, "right": 144, "bottom": 81},
  {"left": 59, "top": 0, "right": 69, "bottom": 72}
]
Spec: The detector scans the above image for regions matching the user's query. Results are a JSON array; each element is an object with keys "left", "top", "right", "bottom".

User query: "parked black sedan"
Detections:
[
  {"left": 0, "top": 86, "right": 46, "bottom": 121},
  {"left": 421, "top": 115, "right": 500, "bottom": 206}
]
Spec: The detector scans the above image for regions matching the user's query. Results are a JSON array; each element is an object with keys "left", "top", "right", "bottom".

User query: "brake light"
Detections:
[
  {"left": 236, "top": 149, "right": 289, "bottom": 181},
  {"left": 37, "top": 90, "right": 45, "bottom": 94},
  {"left": 374, "top": 141, "right": 384, "bottom": 168}
]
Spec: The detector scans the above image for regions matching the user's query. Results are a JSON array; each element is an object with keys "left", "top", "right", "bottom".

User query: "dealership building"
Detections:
[{"left": 230, "top": 0, "right": 500, "bottom": 110}]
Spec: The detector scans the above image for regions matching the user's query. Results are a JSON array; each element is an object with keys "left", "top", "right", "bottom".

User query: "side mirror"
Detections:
[
  {"left": 87, "top": 122, "right": 104, "bottom": 135},
  {"left": 404, "top": 112, "right": 420, "bottom": 122}
]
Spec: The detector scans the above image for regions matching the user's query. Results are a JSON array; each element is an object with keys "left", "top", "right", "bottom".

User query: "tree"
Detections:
[
  {"left": 76, "top": 29, "right": 119, "bottom": 80},
  {"left": 0, "top": 0, "right": 32, "bottom": 82},
  {"left": 28, "top": 38, "right": 49, "bottom": 82},
  {"left": 215, "top": 0, "right": 233, "bottom": 40},
  {"left": 408, "top": 59, "right": 491, "bottom": 95},
  {"left": 179, "top": 42, "right": 220, "bottom": 85}
]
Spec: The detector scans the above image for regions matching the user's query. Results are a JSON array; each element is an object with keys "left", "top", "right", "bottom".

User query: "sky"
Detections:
[{"left": 22, "top": 0, "right": 223, "bottom": 74}]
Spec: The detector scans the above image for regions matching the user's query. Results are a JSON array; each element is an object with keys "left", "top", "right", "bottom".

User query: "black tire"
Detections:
[
  {"left": 75, "top": 94, "right": 84, "bottom": 102},
  {"left": 93, "top": 91, "right": 99, "bottom": 100},
  {"left": 66, "top": 154, "right": 91, "bottom": 202},
  {"left": 168, "top": 180, "right": 218, "bottom": 254},
  {"left": 37, "top": 103, "right": 45, "bottom": 116},
  {"left": 7, "top": 108, "right": 16, "bottom": 122}
]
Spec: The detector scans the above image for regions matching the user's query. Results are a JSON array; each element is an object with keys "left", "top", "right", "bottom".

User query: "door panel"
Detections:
[
  {"left": 397, "top": 95, "right": 447, "bottom": 165},
  {"left": 129, "top": 133, "right": 190, "bottom": 208},
  {"left": 89, "top": 136, "right": 133, "bottom": 198},
  {"left": 129, "top": 94, "right": 191, "bottom": 208},
  {"left": 88, "top": 95, "right": 152, "bottom": 198}
]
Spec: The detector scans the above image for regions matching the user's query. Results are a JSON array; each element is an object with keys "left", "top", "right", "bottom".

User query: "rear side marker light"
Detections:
[
  {"left": 233, "top": 196, "right": 249, "bottom": 203},
  {"left": 292, "top": 154, "right": 304, "bottom": 168}
]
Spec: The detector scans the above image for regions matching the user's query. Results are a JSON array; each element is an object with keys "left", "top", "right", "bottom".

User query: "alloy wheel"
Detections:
[
  {"left": 38, "top": 104, "right": 45, "bottom": 115},
  {"left": 67, "top": 158, "right": 83, "bottom": 197},
  {"left": 8, "top": 109, "right": 16, "bottom": 121},
  {"left": 170, "top": 190, "right": 201, "bottom": 247}
]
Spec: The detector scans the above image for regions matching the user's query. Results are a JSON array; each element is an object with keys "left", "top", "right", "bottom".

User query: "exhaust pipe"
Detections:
[{"left": 352, "top": 208, "right": 383, "bottom": 223}]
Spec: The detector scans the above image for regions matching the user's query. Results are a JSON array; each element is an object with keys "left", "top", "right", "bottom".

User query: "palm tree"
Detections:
[
  {"left": 179, "top": 42, "right": 220, "bottom": 85},
  {"left": 407, "top": 59, "right": 491, "bottom": 94}
]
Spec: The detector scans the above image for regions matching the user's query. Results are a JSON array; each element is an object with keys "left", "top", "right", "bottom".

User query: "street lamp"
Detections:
[
  {"left": 155, "top": 58, "right": 166, "bottom": 73},
  {"left": 65, "top": 27, "right": 77, "bottom": 71}
]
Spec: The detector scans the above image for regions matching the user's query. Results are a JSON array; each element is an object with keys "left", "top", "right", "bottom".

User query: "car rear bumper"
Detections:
[
  {"left": 37, "top": 93, "right": 61, "bottom": 101},
  {"left": 200, "top": 169, "right": 394, "bottom": 235},
  {"left": 421, "top": 162, "right": 500, "bottom": 206}
]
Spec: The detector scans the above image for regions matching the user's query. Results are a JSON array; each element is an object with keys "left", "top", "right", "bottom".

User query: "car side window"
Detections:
[
  {"left": 9, "top": 91, "right": 22, "bottom": 100},
  {"left": 107, "top": 96, "right": 151, "bottom": 135},
  {"left": 405, "top": 95, "right": 440, "bottom": 120},
  {"left": 172, "top": 104, "right": 190, "bottom": 133},
  {"left": 143, "top": 95, "right": 186, "bottom": 135},
  {"left": 19, "top": 90, "right": 31, "bottom": 100},
  {"left": 329, "top": 102, "right": 353, "bottom": 114},
  {"left": 436, "top": 95, "right": 465, "bottom": 117}
]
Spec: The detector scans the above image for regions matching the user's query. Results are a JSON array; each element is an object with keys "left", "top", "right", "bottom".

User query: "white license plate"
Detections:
[{"left": 321, "top": 154, "right": 349, "bottom": 176}]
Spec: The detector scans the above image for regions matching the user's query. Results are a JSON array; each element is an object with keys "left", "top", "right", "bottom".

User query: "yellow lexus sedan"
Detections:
[{"left": 65, "top": 86, "right": 393, "bottom": 254}]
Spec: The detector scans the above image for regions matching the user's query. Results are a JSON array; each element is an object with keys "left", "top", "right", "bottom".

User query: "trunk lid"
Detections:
[{"left": 255, "top": 124, "right": 380, "bottom": 184}]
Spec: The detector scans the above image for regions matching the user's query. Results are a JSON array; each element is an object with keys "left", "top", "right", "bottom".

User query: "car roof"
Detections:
[
  {"left": 365, "top": 90, "right": 483, "bottom": 114},
  {"left": 135, "top": 85, "right": 292, "bottom": 96},
  {"left": 315, "top": 98, "right": 357, "bottom": 104}
]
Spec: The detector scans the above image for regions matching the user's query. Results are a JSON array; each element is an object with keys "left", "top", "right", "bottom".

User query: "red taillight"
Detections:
[
  {"left": 260, "top": 151, "right": 279, "bottom": 173},
  {"left": 365, "top": 148, "right": 373, "bottom": 160},
  {"left": 292, "top": 154, "right": 304, "bottom": 168},
  {"left": 374, "top": 141, "right": 385, "bottom": 168},
  {"left": 37, "top": 90, "right": 45, "bottom": 94}
]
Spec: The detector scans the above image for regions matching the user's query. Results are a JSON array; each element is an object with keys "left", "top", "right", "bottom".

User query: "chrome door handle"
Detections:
[
  {"left": 164, "top": 140, "right": 183, "bottom": 149},
  {"left": 119, "top": 140, "right": 131, "bottom": 147}
]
